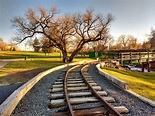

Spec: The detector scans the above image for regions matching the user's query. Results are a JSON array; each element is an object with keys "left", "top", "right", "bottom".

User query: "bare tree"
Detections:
[
  {"left": 127, "top": 36, "right": 139, "bottom": 49},
  {"left": 9, "top": 42, "right": 20, "bottom": 51},
  {"left": 108, "top": 38, "right": 115, "bottom": 50},
  {"left": 142, "top": 41, "right": 151, "bottom": 49},
  {"left": 69, "top": 9, "right": 113, "bottom": 62},
  {"left": 78, "top": 43, "right": 90, "bottom": 56},
  {"left": 11, "top": 6, "right": 113, "bottom": 62},
  {"left": 117, "top": 35, "right": 130, "bottom": 49},
  {"left": 88, "top": 36, "right": 112, "bottom": 53},
  {"left": 116, "top": 35, "right": 139, "bottom": 50},
  {"left": 0, "top": 38, "right": 9, "bottom": 51}
]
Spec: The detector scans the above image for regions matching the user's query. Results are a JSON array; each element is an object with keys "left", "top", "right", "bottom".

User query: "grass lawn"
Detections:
[
  {"left": 0, "top": 51, "right": 92, "bottom": 86},
  {"left": 102, "top": 68, "right": 155, "bottom": 101},
  {"left": 0, "top": 60, "right": 63, "bottom": 86},
  {"left": 0, "top": 51, "right": 61, "bottom": 60}
]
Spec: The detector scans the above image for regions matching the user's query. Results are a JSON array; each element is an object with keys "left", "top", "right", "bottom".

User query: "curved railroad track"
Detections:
[{"left": 49, "top": 64, "right": 129, "bottom": 116}]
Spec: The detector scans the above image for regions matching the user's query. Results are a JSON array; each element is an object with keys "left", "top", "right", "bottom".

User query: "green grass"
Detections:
[
  {"left": 2, "top": 60, "right": 62, "bottom": 69},
  {"left": 0, "top": 51, "right": 61, "bottom": 60},
  {"left": 0, "top": 60, "right": 63, "bottom": 85},
  {"left": 0, "top": 51, "right": 92, "bottom": 61},
  {"left": 102, "top": 68, "right": 155, "bottom": 101},
  {"left": 0, "top": 51, "right": 93, "bottom": 85}
]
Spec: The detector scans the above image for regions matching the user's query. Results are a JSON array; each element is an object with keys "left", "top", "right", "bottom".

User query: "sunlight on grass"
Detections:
[
  {"left": 0, "top": 60, "right": 63, "bottom": 76},
  {"left": 102, "top": 68, "right": 155, "bottom": 101},
  {"left": 0, "top": 51, "right": 61, "bottom": 60},
  {"left": 0, "top": 60, "right": 63, "bottom": 85},
  {"left": 0, "top": 51, "right": 93, "bottom": 85}
]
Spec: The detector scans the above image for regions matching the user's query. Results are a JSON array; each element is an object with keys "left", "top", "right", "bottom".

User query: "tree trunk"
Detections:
[
  {"left": 68, "top": 44, "right": 84, "bottom": 62},
  {"left": 62, "top": 50, "right": 68, "bottom": 63},
  {"left": 68, "top": 50, "right": 78, "bottom": 62}
]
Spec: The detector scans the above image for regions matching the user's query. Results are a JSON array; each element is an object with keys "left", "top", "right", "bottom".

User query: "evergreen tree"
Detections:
[{"left": 33, "top": 38, "right": 41, "bottom": 52}]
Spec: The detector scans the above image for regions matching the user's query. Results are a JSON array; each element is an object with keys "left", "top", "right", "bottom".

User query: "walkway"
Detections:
[
  {"left": 0, "top": 59, "right": 24, "bottom": 69},
  {"left": 0, "top": 61, "right": 10, "bottom": 68}
]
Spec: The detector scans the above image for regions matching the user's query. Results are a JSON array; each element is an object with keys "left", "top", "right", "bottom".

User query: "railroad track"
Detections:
[{"left": 49, "top": 64, "right": 129, "bottom": 116}]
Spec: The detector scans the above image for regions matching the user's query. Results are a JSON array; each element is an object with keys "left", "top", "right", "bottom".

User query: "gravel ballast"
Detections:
[
  {"left": 88, "top": 65, "right": 155, "bottom": 116},
  {"left": 11, "top": 67, "right": 70, "bottom": 116},
  {"left": 11, "top": 65, "right": 155, "bottom": 116}
]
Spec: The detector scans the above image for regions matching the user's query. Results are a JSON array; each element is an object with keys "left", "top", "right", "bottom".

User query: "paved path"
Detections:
[
  {"left": 0, "top": 83, "right": 23, "bottom": 104},
  {"left": 0, "top": 61, "right": 10, "bottom": 68},
  {"left": 0, "top": 59, "right": 24, "bottom": 69},
  {"left": 0, "top": 59, "right": 25, "bottom": 104}
]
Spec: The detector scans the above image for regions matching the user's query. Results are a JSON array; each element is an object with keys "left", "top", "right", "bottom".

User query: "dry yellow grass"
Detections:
[{"left": 102, "top": 68, "right": 155, "bottom": 101}]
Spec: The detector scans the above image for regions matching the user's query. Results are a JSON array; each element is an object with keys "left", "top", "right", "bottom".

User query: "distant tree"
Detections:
[
  {"left": 0, "top": 38, "right": 20, "bottom": 51},
  {"left": 88, "top": 36, "right": 112, "bottom": 53},
  {"left": 0, "top": 38, "right": 9, "bottom": 51},
  {"left": 33, "top": 37, "right": 41, "bottom": 52},
  {"left": 142, "top": 41, "right": 151, "bottom": 49},
  {"left": 78, "top": 36, "right": 112, "bottom": 56},
  {"left": 26, "top": 38, "right": 34, "bottom": 51},
  {"left": 41, "top": 37, "right": 53, "bottom": 55},
  {"left": 118, "top": 35, "right": 132, "bottom": 49},
  {"left": 11, "top": 6, "right": 113, "bottom": 63},
  {"left": 78, "top": 43, "right": 90, "bottom": 56},
  {"left": 9, "top": 43, "right": 20, "bottom": 51},
  {"left": 108, "top": 38, "right": 114, "bottom": 50},
  {"left": 114, "top": 35, "right": 139, "bottom": 50},
  {"left": 128, "top": 36, "right": 139, "bottom": 49},
  {"left": 148, "top": 29, "right": 155, "bottom": 49},
  {"left": 136, "top": 43, "right": 143, "bottom": 49},
  {"left": 0, "top": 38, "right": 3, "bottom": 42}
]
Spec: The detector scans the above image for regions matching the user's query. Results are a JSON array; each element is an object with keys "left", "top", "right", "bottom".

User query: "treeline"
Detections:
[
  {"left": 32, "top": 37, "right": 54, "bottom": 55},
  {"left": 11, "top": 6, "right": 155, "bottom": 62},
  {"left": 11, "top": 6, "right": 113, "bottom": 62},
  {"left": 26, "top": 29, "right": 155, "bottom": 55},
  {"left": 0, "top": 38, "right": 19, "bottom": 51},
  {"left": 109, "top": 31, "right": 155, "bottom": 51}
]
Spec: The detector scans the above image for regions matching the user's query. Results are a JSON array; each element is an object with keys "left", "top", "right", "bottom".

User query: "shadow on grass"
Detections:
[{"left": 0, "top": 68, "right": 52, "bottom": 86}]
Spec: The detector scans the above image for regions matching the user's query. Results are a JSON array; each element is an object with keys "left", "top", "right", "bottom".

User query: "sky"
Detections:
[{"left": 0, "top": 0, "right": 155, "bottom": 45}]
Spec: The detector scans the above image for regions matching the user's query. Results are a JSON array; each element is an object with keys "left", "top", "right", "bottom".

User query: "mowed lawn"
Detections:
[
  {"left": 0, "top": 60, "right": 63, "bottom": 86},
  {"left": 102, "top": 68, "right": 155, "bottom": 101},
  {"left": 0, "top": 51, "right": 91, "bottom": 61},
  {"left": 0, "top": 51, "right": 61, "bottom": 59},
  {"left": 0, "top": 51, "right": 91, "bottom": 85}
]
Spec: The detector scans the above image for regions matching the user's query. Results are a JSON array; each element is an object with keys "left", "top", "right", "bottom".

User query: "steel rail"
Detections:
[
  {"left": 64, "top": 65, "right": 81, "bottom": 116},
  {"left": 81, "top": 64, "right": 121, "bottom": 116}
]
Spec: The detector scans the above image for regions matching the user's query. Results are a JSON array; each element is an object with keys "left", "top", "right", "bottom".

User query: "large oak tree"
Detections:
[{"left": 11, "top": 6, "right": 113, "bottom": 62}]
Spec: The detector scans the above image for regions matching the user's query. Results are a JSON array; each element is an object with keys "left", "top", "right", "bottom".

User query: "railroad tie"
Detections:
[
  {"left": 49, "top": 64, "right": 129, "bottom": 116},
  {"left": 50, "top": 96, "right": 115, "bottom": 108}
]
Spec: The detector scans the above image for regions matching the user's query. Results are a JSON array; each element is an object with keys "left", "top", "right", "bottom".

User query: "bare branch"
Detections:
[{"left": 11, "top": 6, "right": 113, "bottom": 62}]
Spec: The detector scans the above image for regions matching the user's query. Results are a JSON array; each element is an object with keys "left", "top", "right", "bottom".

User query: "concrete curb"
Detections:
[
  {"left": 0, "top": 60, "right": 96, "bottom": 116},
  {"left": 96, "top": 64, "right": 128, "bottom": 89},
  {"left": 96, "top": 64, "right": 155, "bottom": 107}
]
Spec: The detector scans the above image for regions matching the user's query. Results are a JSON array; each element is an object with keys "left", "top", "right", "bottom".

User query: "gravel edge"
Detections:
[
  {"left": 88, "top": 65, "right": 155, "bottom": 116},
  {"left": 11, "top": 67, "right": 69, "bottom": 116},
  {"left": 97, "top": 64, "right": 155, "bottom": 107},
  {"left": 11, "top": 65, "right": 155, "bottom": 116}
]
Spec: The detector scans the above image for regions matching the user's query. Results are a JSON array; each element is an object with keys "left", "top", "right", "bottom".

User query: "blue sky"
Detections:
[{"left": 0, "top": 0, "right": 155, "bottom": 44}]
